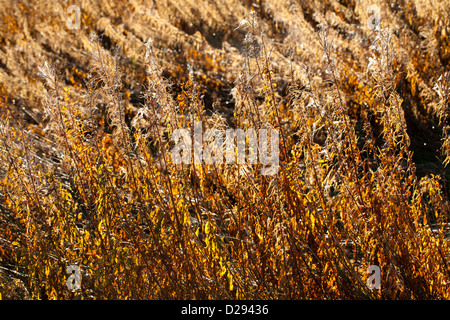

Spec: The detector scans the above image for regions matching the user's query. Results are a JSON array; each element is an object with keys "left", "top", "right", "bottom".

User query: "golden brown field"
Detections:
[{"left": 0, "top": 0, "right": 450, "bottom": 299}]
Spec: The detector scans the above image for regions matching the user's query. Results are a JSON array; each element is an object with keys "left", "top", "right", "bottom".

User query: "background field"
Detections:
[{"left": 0, "top": 0, "right": 450, "bottom": 299}]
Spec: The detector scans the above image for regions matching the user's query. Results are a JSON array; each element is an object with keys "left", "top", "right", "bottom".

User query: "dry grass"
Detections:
[{"left": 0, "top": 0, "right": 450, "bottom": 299}]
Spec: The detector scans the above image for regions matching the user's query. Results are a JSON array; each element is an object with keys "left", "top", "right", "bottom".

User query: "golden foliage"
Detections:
[{"left": 0, "top": 0, "right": 450, "bottom": 300}]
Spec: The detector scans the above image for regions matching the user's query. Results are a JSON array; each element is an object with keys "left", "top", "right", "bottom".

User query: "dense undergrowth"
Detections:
[{"left": 0, "top": 0, "right": 450, "bottom": 299}]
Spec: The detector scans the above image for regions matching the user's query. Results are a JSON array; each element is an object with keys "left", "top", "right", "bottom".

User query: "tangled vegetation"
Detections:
[{"left": 0, "top": 0, "right": 450, "bottom": 299}]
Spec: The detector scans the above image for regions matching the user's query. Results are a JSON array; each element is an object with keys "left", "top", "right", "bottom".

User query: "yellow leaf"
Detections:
[
  {"left": 98, "top": 219, "right": 105, "bottom": 233},
  {"left": 205, "top": 221, "right": 213, "bottom": 234},
  {"left": 227, "top": 272, "right": 234, "bottom": 291},
  {"left": 220, "top": 264, "right": 227, "bottom": 277},
  {"left": 311, "top": 213, "right": 315, "bottom": 230}
]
